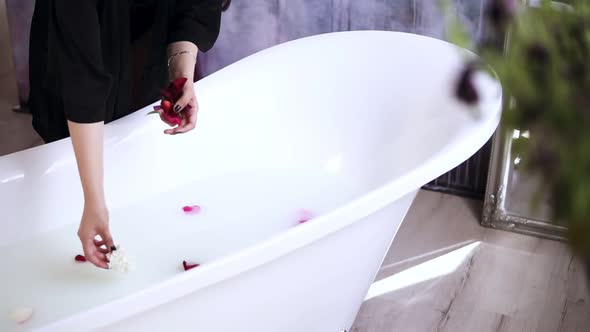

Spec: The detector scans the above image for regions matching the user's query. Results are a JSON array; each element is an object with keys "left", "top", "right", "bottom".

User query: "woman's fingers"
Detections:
[
  {"left": 93, "top": 240, "right": 111, "bottom": 253},
  {"left": 100, "top": 230, "right": 115, "bottom": 252},
  {"left": 172, "top": 103, "right": 198, "bottom": 134},
  {"left": 89, "top": 229, "right": 114, "bottom": 265},
  {"left": 83, "top": 238, "right": 109, "bottom": 269},
  {"left": 173, "top": 87, "right": 193, "bottom": 114},
  {"left": 162, "top": 83, "right": 198, "bottom": 135},
  {"left": 93, "top": 239, "right": 110, "bottom": 253},
  {"left": 98, "top": 247, "right": 110, "bottom": 254}
]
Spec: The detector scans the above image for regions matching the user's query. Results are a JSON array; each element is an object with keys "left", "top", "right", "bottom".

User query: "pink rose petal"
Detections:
[
  {"left": 297, "top": 209, "right": 314, "bottom": 224},
  {"left": 182, "top": 205, "right": 201, "bottom": 214},
  {"left": 9, "top": 307, "right": 33, "bottom": 324}
]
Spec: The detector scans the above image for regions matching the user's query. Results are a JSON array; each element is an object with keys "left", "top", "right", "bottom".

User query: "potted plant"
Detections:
[{"left": 444, "top": 0, "right": 590, "bottom": 280}]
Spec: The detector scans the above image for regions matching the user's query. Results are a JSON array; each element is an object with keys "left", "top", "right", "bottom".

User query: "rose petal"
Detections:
[
  {"left": 182, "top": 260, "right": 200, "bottom": 271},
  {"left": 172, "top": 77, "right": 188, "bottom": 90},
  {"left": 161, "top": 111, "right": 182, "bottom": 126},
  {"left": 164, "top": 77, "right": 188, "bottom": 102},
  {"left": 182, "top": 205, "right": 201, "bottom": 213},
  {"left": 9, "top": 307, "right": 33, "bottom": 324},
  {"left": 160, "top": 89, "right": 174, "bottom": 102},
  {"left": 153, "top": 105, "right": 162, "bottom": 111},
  {"left": 297, "top": 209, "right": 314, "bottom": 224},
  {"left": 74, "top": 254, "right": 87, "bottom": 262},
  {"left": 161, "top": 100, "right": 173, "bottom": 113}
]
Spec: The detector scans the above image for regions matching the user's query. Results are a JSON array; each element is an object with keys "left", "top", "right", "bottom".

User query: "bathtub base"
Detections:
[{"left": 98, "top": 191, "right": 417, "bottom": 332}]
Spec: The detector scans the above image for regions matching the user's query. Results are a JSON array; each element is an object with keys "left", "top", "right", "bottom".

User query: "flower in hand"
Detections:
[{"left": 151, "top": 77, "right": 199, "bottom": 135}]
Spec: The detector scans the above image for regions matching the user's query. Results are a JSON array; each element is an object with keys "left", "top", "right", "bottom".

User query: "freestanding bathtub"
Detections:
[{"left": 0, "top": 31, "right": 501, "bottom": 332}]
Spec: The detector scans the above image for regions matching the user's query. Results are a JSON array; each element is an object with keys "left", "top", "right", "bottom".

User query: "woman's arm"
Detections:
[
  {"left": 53, "top": 0, "right": 114, "bottom": 268},
  {"left": 167, "top": 0, "right": 223, "bottom": 53},
  {"left": 160, "top": 0, "right": 224, "bottom": 135},
  {"left": 69, "top": 121, "right": 113, "bottom": 269}
]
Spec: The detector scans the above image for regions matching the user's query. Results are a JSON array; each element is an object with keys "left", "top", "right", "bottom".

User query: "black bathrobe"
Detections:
[{"left": 28, "top": 0, "right": 223, "bottom": 143}]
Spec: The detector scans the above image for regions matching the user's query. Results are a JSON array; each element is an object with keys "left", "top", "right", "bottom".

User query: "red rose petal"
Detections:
[
  {"left": 161, "top": 111, "right": 182, "bottom": 126},
  {"left": 160, "top": 89, "right": 174, "bottom": 102},
  {"left": 163, "top": 77, "right": 188, "bottom": 102},
  {"left": 153, "top": 105, "right": 162, "bottom": 111},
  {"left": 182, "top": 260, "right": 200, "bottom": 271},
  {"left": 161, "top": 100, "right": 172, "bottom": 113},
  {"left": 158, "top": 78, "right": 188, "bottom": 125},
  {"left": 171, "top": 77, "right": 188, "bottom": 96},
  {"left": 74, "top": 255, "right": 87, "bottom": 262},
  {"left": 297, "top": 209, "right": 314, "bottom": 224},
  {"left": 182, "top": 205, "right": 201, "bottom": 213}
]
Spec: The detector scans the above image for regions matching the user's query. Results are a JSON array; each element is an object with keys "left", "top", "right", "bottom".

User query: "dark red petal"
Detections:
[
  {"left": 161, "top": 100, "right": 173, "bottom": 113},
  {"left": 172, "top": 90, "right": 183, "bottom": 102},
  {"left": 171, "top": 78, "right": 188, "bottom": 101},
  {"left": 162, "top": 111, "right": 182, "bottom": 126},
  {"left": 182, "top": 260, "right": 200, "bottom": 271},
  {"left": 171, "top": 77, "right": 188, "bottom": 92},
  {"left": 153, "top": 105, "right": 162, "bottom": 111},
  {"left": 75, "top": 255, "right": 87, "bottom": 262},
  {"left": 160, "top": 78, "right": 188, "bottom": 103},
  {"left": 160, "top": 89, "right": 174, "bottom": 102}
]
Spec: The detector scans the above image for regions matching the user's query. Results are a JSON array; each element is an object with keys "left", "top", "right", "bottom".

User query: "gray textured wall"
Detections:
[{"left": 198, "top": 0, "right": 490, "bottom": 77}]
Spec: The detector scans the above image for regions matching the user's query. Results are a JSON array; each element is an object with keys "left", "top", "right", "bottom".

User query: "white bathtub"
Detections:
[{"left": 0, "top": 31, "right": 501, "bottom": 332}]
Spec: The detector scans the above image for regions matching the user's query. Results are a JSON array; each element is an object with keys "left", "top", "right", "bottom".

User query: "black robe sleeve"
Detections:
[
  {"left": 53, "top": 0, "right": 112, "bottom": 123},
  {"left": 167, "top": 0, "right": 223, "bottom": 52}
]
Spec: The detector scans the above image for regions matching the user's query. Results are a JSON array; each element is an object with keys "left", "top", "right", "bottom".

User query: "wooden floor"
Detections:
[{"left": 351, "top": 190, "right": 590, "bottom": 332}]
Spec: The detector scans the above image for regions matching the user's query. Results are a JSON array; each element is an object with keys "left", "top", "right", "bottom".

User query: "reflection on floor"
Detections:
[
  {"left": 0, "top": 101, "right": 43, "bottom": 157},
  {"left": 352, "top": 190, "right": 589, "bottom": 332},
  {"left": 0, "top": 0, "right": 43, "bottom": 157}
]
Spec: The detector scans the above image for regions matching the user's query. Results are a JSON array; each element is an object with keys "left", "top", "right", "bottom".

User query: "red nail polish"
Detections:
[{"left": 74, "top": 255, "right": 87, "bottom": 262}]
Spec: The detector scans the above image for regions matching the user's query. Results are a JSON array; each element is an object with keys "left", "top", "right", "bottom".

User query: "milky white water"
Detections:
[{"left": 1, "top": 169, "right": 365, "bottom": 331}]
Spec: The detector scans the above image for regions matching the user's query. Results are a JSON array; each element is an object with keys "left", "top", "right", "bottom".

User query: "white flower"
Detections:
[{"left": 107, "top": 245, "right": 135, "bottom": 273}]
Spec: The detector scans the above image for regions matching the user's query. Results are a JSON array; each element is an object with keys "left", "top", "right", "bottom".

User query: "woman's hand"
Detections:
[
  {"left": 164, "top": 41, "right": 199, "bottom": 135},
  {"left": 78, "top": 204, "right": 114, "bottom": 269},
  {"left": 160, "top": 81, "right": 199, "bottom": 135}
]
